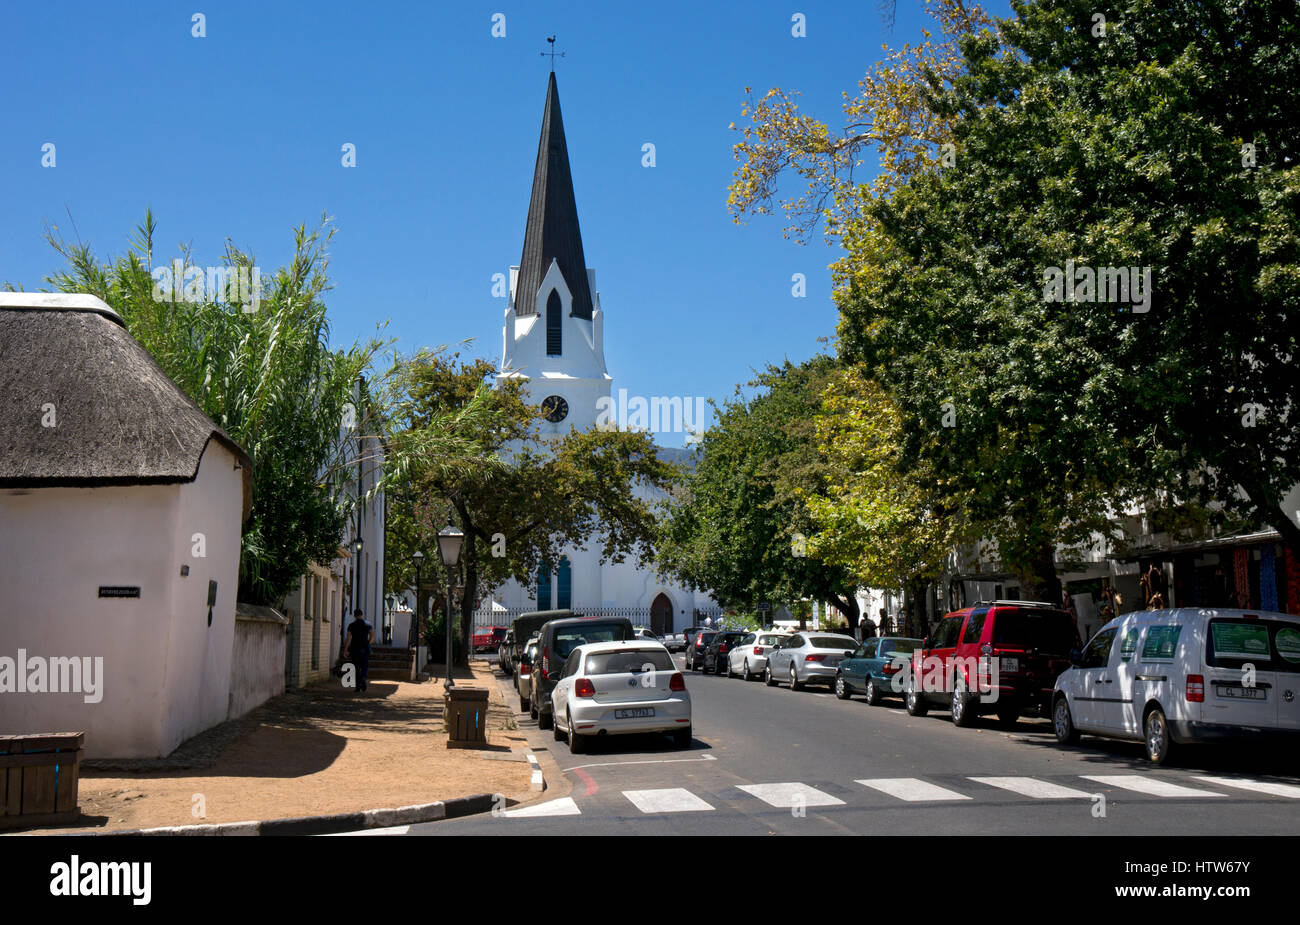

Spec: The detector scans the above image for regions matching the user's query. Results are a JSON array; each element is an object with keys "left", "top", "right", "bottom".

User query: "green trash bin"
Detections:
[{"left": 444, "top": 686, "right": 489, "bottom": 748}]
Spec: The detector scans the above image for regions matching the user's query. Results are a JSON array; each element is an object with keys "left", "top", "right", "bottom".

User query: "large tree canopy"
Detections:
[{"left": 657, "top": 357, "right": 862, "bottom": 623}]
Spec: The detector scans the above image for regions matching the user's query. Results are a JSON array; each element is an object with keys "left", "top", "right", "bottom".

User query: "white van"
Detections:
[{"left": 1052, "top": 608, "right": 1300, "bottom": 763}]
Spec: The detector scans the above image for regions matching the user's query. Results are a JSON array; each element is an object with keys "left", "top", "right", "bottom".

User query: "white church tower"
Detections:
[
  {"left": 490, "top": 72, "right": 718, "bottom": 635},
  {"left": 499, "top": 71, "right": 612, "bottom": 436}
]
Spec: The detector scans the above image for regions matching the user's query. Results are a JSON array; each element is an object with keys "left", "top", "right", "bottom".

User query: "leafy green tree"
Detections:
[
  {"left": 385, "top": 351, "right": 681, "bottom": 664},
  {"left": 657, "top": 358, "right": 862, "bottom": 625}
]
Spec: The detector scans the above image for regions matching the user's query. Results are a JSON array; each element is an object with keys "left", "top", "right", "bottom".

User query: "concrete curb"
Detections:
[
  {"left": 86, "top": 793, "right": 498, "bottom": 837},
  {"left": 526, "top": 752, "right": 544, "bottom": 792}
]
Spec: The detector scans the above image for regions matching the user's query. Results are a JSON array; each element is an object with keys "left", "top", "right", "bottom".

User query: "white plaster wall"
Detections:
[
  {"left": 159, "top": 441, "right": 245, "bottom": 754},
  {"left": 2, "top": 484, "right": 178, "bottom": 757}
]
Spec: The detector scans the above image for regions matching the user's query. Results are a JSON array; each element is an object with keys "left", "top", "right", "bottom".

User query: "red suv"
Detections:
[{"left": 904, "top": 600, "right": 1080, "bottom": 727}]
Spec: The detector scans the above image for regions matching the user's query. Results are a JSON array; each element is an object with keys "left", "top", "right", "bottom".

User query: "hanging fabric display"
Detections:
[
  {"left": 1233, "top": 548, "right": 1250, "bottom": 608},
  {"left": 1260, "top": 545, "right": 1278, "bottom": 612}
]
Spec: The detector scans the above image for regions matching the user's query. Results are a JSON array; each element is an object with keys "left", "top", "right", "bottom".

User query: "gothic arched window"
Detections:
[
  {"left": 537, "top": 562, "right": 552, "bottom": 609},
  {"left": 546, "top": 289, "right": 562, "bottom": 357},
  {"left": 556, "top": 556, "right": 572, "bottom": 610}
]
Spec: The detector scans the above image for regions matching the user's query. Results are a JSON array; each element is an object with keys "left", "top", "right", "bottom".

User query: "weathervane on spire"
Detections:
[{"left": 541, "top": 35, "right": 565, "bottom": 71}]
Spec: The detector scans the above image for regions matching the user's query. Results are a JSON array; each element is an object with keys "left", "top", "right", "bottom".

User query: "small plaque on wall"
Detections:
[{"left": 98, "top": 586, "right": 141, "bottom": 598}]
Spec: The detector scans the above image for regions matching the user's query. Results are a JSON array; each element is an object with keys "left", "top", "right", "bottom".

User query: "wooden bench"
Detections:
[{"left": 0, "top": 732, "right": 83, "bottom": 829}]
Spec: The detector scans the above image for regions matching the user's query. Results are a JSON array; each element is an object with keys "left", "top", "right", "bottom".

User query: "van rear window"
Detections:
[
  {"left": 554, "top": 622, "right": 630, "bottom": 658},
  {"left": 992, "top": 609, "right": 1077, "bottom": 655},
  {"left": 1206, "top": 619, "right": 1300, "bottom": 673}
]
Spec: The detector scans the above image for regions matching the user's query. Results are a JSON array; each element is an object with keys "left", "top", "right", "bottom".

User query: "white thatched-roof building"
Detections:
[{"left": 0, "top": 293, "right": 251, "bottom": 758}]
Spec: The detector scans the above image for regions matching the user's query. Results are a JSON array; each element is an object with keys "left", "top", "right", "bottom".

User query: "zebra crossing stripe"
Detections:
[
  {"left": 503, "top": 796, "right": 582, "bottom": 817},
  {"left": 856, "top": 778, "right": 971, "bottom": 802},
  {"left": 1191, "top": 776, "right": 1300, "bottom": 799},
  {"left": 1080, "top": 775, "right": 1225, "bottom": 798},
  {"left": 737, "top": 783, "right": 845, "bottom": 808},
  {"left": 623, "top": 788, "right": 715, "bottom": 813},
  {"left": 968, "top": 777, "right": 1093, "bottom": 799}
]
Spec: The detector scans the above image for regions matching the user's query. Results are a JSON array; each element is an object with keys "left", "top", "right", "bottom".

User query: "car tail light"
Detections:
[
  {"left": 575, "top": 678, "right": 595, "bottom": 698},
  {"left": 669, "top": 672, "right": 685, "bottom": 692},
  {"left": 719, "top": 644, "right": 729, "bottom": 654},
  {"left": 520, "top": 664, "right": 531, "bottom": 676},
  {"left": 542, "top": 646, "right": 550, "bottom": 676},
  {"left": 805, "top": 654, "right": 825, "bottom": 663},
  {"left": 881, "top": 662, "right": 898, "bottom": 674},
  {"left": 1186, "top": 675, "right": 1204, "bottom": 702},
  {"left": 754, "top": 646, "right": 764, "bottom": 655}
]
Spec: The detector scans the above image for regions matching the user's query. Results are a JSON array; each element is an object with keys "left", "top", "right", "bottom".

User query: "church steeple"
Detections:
[{"left": 515, "top": 71, "right": 594, "bottom": 321}]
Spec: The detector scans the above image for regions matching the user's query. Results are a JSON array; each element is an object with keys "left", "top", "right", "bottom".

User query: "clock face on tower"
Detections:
[{"left": 541, "top": 395, "right": 569, "bottom": 423}]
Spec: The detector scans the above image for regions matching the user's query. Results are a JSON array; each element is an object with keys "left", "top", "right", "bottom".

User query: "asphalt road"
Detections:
[{"left": 375, "top": 654, "right": 1300, "bottom": 836}]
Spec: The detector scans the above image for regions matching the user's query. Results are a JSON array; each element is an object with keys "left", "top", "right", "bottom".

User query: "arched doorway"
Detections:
[{"left": 650, "top": 593, "right": 673, "bottom": 637}]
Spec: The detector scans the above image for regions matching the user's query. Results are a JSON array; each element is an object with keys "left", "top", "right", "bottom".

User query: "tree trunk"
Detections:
[
  {"left": 1014, "top": 542, "right": 1061, "bottom": 606},
  {"left": 457, "top": 530, "right": 478, "bottom": 668},
  {"left": 827, "top": 591, "right": 860, "bottom": 633}
]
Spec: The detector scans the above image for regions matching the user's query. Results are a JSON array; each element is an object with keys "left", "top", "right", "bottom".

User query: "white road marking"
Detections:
[
  {"left": 1192, "top": 776, "right": 1300, "bottom": 799},
  {"left": 1080, "top": 775, "right": 1226, "bottom": 798},
  {"left": 737, "top": 782, "right": 845, "bottom": 808},
  {"left": 322, "top": 825, "right": 411, "bottom": 836},
  {"left": 968, "top": 777, "right": 1093, "bottom": 799},
  {"left": 622, "top": 788, "right": 715, "bottom": 813},
  {"left": 503, "top": 796, "right": 582, "bottom": 817},
  {"left": 856, "top": 778, "right": 971, "bottom": 802},
  {"left": 567, "top": 754, "right": 717, "bottom": 772}
]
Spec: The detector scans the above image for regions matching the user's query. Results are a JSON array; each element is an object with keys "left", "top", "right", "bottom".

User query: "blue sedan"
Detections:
[{"left": 834, "top": 636, "right": 922, "bottom": 705}]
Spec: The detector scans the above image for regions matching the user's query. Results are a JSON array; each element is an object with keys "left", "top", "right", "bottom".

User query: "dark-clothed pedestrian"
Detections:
[{"left": 344, "top": 608, "right": 374, "bottom": 692}]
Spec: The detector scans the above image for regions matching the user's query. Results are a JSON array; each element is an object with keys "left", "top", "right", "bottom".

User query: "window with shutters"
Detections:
[{"left": 546, "top": 289, "right": 562, "bottom": 356}]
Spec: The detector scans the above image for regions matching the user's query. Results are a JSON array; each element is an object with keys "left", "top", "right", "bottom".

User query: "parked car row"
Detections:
[
  {"left": 686, "top": 602, "right": 1300, "bottom": 765},
  {"left": 502, "top": 610, "right": 694, "bottom": 754}
]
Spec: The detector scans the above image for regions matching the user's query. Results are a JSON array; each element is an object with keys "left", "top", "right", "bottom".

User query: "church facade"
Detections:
[{"left": 486, "top": 73, "right": 719, "bottom": 636}]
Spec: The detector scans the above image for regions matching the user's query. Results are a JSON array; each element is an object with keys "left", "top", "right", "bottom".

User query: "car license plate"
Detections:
[
  {"left": 1219, "top": 686, "right": 1265, "bottom": 700},
  {"left": 1000, "top": 657, "right": 1019, "bottom": 672},
  {"left": 615, "top": 708, "right": 654, "bottom": 719}
]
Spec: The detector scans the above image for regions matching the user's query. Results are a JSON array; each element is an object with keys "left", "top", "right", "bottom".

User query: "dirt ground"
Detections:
[{"left": 31, "top": 660, "right": 535, "bottom": 833}]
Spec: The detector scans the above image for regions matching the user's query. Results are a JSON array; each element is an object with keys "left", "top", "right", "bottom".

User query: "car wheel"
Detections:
[
  {"left": 743, "top": 660, "right": 753, "bottom": 682},
  {"left": 529, "top": 698, "right": 538, "bottom": 722},
  {"left": 790, "top": 665, "right": 804, "bottom": 692},
  {"left": 951, "top": 676, "right": 975, "bottom": 727},
  {"left": 1053, "top": 696, "right": 1079, "bottom": 745},
  {"left": 905, "top": 680, "right": 929, "bottom": 716},
  {"left": 834, "top": 674, "right": 851, "bottom": 700},
  {"left": 673, "top": 727, "right": 691, "bottom": 749},
  {"left": 1144, "top": 707, "right": 1174, "bottom": 765},
  {"left": 865, "top": 677, "right": 882, "bottom": 706},
  {"left": 520, "top": 695, "right": 530, "bottom": 713},
  {"left": 538, "top": 705, "right": 553, "bottom": 730},
  {"left": 567, "top": 712, "right": 585, "bottom": 754},
  {"left": 552, "top": 714, "right": 564, "bottom": 742},
  {"left": 764, "top": 665, "right": 776, "bottom": 687}
]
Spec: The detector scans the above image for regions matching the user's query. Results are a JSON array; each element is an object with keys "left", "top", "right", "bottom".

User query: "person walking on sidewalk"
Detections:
[{"left": 343, "top": 608, "right": 374, "bottom": 693}]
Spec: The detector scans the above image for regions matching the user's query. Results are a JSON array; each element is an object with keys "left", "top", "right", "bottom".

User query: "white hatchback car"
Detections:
[
  {"left": 551, "top": 641, "right": 691, "bottom": 753},
  {"left": 727, "top": 632, "right": 788, "bottom": 681},
  {"left": 1052, "top": 607, "right": 1300, "bottom": 763}
]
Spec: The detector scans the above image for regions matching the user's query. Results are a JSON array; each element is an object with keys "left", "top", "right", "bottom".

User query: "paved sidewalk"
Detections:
[{"left": 24, "top": 660, "right": 538, "bottom": 834}]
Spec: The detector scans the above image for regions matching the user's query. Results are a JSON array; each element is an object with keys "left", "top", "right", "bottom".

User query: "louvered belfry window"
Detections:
[{"left": 546, "top": 289, "right": 562, "bottom": 356}]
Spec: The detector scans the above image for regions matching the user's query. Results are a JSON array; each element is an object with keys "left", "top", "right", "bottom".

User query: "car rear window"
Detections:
[
  {"left": 992, "top": 609, "right": 1077, "bottom": 655},
  {"left": 758, "top": 635, "right": 785, "bottom": 646},
  {"left": 554, "top": 622, "right": 630, "bottom": 658},
  {"left": 879, "top": 640, "right": 918, "bottom": 657},
  {"left": 585, "top": 649, "right": 675, "bottom": 674},
  {"left": 810, "top": 636, "right": 857, "bottom": 649},
  {"left": 1206, "top": 618, "right": 1300, "bottom": 673}
]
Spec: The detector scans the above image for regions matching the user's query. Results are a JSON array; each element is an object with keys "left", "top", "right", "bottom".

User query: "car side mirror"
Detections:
[
  {"left": 1068, "top": 647, "right": 1083, "bottom": 667},
  {"left": 844, "top": 650, "right": 854, "bottom": 658}
]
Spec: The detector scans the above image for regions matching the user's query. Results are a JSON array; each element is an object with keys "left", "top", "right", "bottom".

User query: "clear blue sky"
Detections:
[{"left": 2, "top": 0, "right": 1010, "bottom": 447}]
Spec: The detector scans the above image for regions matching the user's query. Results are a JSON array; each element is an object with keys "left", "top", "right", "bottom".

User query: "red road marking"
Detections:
[{"left": 573, "top": 767, "right": 598, "bottom": 796}]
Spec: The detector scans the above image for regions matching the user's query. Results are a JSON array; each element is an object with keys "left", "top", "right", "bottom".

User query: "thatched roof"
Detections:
[{"left": 0, "top": 293, "right": 252, "bottom": 519}]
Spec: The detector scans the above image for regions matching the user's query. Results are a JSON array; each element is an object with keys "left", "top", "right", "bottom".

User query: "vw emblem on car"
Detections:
[
  {"left": 1286, "top": 689, "right": 1295, "bottom": 703},
  {"left": 628, "top": 677, "right": 637, "bottom": 687}
]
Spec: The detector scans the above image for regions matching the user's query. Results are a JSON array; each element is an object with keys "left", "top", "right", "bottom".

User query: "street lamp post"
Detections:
[
  {"left": 437, "top": 525, "right": 464, "bottom": 689},
  {"left": 411, "top": 550, "right": 424, "bottom": 682}
]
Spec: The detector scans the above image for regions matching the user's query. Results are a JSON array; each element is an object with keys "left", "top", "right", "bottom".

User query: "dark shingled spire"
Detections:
[{"left": 515, "top": 72, "right": 593, "bottom": 320}]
